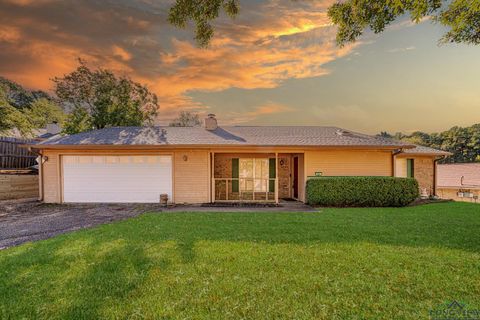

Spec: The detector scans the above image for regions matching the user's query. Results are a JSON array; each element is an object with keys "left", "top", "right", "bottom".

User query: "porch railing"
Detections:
[{"left": 213, "top": 178, "right": 276, "bottom": 202}]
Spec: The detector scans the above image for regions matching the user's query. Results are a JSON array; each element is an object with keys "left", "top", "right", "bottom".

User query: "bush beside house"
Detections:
[{"left": 306, "top": 176, "right": 419, "bottom": 207}]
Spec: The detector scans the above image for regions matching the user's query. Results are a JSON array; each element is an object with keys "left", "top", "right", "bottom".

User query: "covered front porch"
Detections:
[{"left": 211, "top": 153, "right": 304, "bottom": 203}]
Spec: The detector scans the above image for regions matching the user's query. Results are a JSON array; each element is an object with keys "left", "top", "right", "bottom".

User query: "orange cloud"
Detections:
[
  {"left": 0, "top": 26, "right": 21, "bottom": 43},
  {"left": 0, "top": 0, "right": 357, "bottom": 123}
]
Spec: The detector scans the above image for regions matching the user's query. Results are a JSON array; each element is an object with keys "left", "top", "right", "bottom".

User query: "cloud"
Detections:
[
  {"left": 0, "top": 0, "right": 357, "bottom": 123},
  {"left": 387, "top": 46, "right": 416, "bottom": 53},
  {"left": 223, "top": 102, "right": 294, "bottom": 124}
]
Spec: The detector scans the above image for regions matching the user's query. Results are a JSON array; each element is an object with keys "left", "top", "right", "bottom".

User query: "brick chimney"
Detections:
[{"left": 204, "top": 114, "right": 218, "bottom": 131}]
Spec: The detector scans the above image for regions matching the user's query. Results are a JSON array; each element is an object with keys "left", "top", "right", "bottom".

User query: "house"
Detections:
[
  {"left": 27, "top": 114, "right": 450, "bottom": 204},
  {"left": 437, "top": 163, "right": 480, "bottom": 203}
]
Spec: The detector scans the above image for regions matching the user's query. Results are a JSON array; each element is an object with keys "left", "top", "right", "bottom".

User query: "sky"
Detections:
[{"left": 0, "top": 0, "right": 479, "bottom": 134}]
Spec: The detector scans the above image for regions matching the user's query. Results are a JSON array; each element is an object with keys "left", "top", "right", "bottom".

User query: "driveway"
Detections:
[
  {"left": 0, "top": 199, "right": 164, "bottom": 249},
  {"left": 0, "top": 199, "right": 316, "bottom": 249}
]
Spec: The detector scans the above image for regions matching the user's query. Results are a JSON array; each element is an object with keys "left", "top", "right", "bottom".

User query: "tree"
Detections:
[
  {"left": 379, "top": 123, "right": 480, "bottom": 163},
  {"left": 53, "top": 61, "right": 158, "bottom": 134},
  {"left": 25, "top": 98, "right": 65, "bottom": 129},
  {"left": 0, "top": 83, "right": 65, "bottom": 137},
  {"left": 328, "top": 0, "right": 480, "bottom": 46},
  {"left": 0, "top": 87, "right": 32, "bottom": 136},
  {"left": 169, "top": 111, "right": 202, "bottom": 127},
  {"left": 62, "top": 106, "right": 91, "bottom": 135},
  {"left": 169, "top": 0, "right": 239, "bottom": 47},
  {"left": 168, "top": 0, "right": 480, "bottom": 47}
]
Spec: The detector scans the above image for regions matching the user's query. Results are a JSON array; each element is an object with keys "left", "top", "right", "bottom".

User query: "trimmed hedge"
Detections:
[{"left": 306, "top": 176, "right": 419, "bottom": 207}]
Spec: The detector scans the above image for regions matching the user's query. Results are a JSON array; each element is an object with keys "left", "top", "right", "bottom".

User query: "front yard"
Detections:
[{"left": 0, "top": 202, "right": 479, "bottom": 319}]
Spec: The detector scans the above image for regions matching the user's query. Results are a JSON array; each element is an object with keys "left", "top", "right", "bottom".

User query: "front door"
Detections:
[{"left": 293, "top": 157, "right": 299, "bottom": 198}]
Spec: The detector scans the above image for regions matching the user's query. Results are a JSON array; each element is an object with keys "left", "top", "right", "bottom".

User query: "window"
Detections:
[
  {"left": 407, "top": 159, "right": 415, "bottom": 178},
  {"left": 239, "top": 158, "right": 269, "bottom": 192}
]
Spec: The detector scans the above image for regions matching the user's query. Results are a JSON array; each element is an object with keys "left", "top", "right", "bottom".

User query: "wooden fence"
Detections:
[
  {"left": 0, "top": 137, "right": 38, "bottom": 169},
  {"left": 0, "top": 174, "right": 39, "bottom": 200}
]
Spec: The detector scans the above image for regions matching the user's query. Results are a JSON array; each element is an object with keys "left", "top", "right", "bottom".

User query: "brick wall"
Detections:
[{"left": 414, "top": 157, "right": 435, "bottom": 196}]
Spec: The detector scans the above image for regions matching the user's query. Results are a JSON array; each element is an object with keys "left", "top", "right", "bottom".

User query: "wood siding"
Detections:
[
  {"left": 395, "top": 158, "right": 407, "bottom": 178},
  {"left": 174, "top": 151, "right": 210, "bottom": 204},
  {"left": 0, "top": 174, "right": 39, "bottom": 200},
  {"left": 304, "top": 150, "right": 392, "bottom": 178},
  {"left": 42, "top": 150, "right": 60, "bottom": 203}
]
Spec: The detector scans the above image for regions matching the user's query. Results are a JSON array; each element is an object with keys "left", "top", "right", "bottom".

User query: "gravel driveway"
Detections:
[{"left": 0, "top": 199, "right": 164, "bottom": 249}]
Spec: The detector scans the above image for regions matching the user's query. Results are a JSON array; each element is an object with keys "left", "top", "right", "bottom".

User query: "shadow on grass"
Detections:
[{"left": 0, "top": 202, "right": 479, "bottom": 318}]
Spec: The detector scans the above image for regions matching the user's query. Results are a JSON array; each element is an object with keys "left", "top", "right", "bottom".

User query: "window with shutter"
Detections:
[
  {"left": 407, "top": 159, "right": 415, "bottom": 178},
  {"left": 232, "top": 158, "right": 239, "bottom": 192}
]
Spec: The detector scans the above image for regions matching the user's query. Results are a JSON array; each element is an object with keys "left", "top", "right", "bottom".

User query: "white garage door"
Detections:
[{"left": 62, "top": 155, "right": 172, "bottom": 203}]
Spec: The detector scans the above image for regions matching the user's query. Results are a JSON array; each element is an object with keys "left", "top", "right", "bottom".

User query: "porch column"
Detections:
[
  {"left": 275, "top": 152, "right": 279, "bottom": 204},
  {"left": 211, "top": 152, "right": 215, "bottom": 203}
]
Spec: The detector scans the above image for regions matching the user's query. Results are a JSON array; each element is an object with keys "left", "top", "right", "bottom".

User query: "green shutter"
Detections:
[
  {"left": 232, "top": 158, "right": 239, "bottom": 192},
  {"left": 269, "top": 158, "right": 276, "bottom": 192},
  {"left": 407, "top": 159, "right": 414, "bottom": 178}
]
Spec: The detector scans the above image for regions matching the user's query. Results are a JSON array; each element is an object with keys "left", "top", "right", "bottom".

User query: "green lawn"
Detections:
[{"left": 1, "top": 203, "right": 480, "bottom": 319}]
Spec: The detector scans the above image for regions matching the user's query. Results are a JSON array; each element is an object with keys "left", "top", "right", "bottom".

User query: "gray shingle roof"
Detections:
[
  {"left": 401, "top": 145, "right": 451, "bottom": 156},
  {"left": 35, "top": 126, "right": 414, "bottom": 148}
]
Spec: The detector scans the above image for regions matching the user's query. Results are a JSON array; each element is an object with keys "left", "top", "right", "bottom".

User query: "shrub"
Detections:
[{"left": 306, "top": 176, "right": 419, "bottom": 207}]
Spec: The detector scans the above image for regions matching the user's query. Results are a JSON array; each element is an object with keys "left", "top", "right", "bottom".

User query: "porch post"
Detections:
[
  {"left": 275, "top": 152, "right": 279, "bottom": 204},
  {"left": 211, "top": 152, "right": 215, "bottom": 203}
]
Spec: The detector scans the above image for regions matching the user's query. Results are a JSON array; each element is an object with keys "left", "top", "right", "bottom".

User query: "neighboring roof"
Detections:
[
  {"left": 37, "top": 132, "right": 58, "bottom": 139},
  {"left": 400, "top": 145, "right": 452, "bottom": 156},
  {"left": 437, "top": 163, "right": 480, "bottom": 189},
  {"left": 33, "top": 126, "right": 415, "bottom": 148}
]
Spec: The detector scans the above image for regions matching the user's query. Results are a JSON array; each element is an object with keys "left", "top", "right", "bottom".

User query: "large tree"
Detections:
[
  {"left": 54, "top": 61, "right": 158, "bottom": 134},
  {"left": 0, "top": 81, "right": 65, "bottom": 137},
  {"left": 168, "top": 0, "right": 480, "bottom": 47},
  {"left": 169, "top": 111, "right": 202, "bottom": 127}
]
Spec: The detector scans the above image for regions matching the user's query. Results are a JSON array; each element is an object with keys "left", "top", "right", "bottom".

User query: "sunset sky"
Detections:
[{"left": 0, "top": 0, "right": 479, "bottom": 134}]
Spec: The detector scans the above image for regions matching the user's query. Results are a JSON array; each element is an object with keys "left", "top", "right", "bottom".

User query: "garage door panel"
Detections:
[{"left": 62, "top": 155, "right": 172, "bottom": 203}]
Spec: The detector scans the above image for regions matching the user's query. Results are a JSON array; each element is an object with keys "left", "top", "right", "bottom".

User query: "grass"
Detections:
[{"left": 0, "top": 202, "right": 480, "bottom": 319}]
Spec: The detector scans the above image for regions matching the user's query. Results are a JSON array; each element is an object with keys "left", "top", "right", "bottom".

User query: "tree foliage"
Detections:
[
  {"left": 54, "top": 61, "right": 158, "bottom": 134},
  {"left": 168, "top": 0, "right": 480, "bottom": 47},
  {"left": 0, "top": 80, "right": 65, "bottom": 137},
  {"left": 328, "top": 0, "right": 480, "bottom": 46},
  {"left": 168, "top": 0, "right": 239, "bottom": 47},
  {"left": 169, "top": 111, "right": 202, "bottom": 127},
  {"left": 379, "top": 123, "right": 480, "bottom": 163}
]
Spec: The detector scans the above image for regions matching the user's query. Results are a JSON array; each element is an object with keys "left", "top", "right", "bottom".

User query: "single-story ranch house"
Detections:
[{"left": 28, "top": 115, "right": 450, "bottom": 204}]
